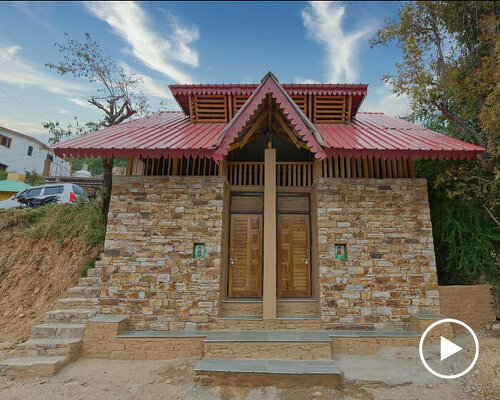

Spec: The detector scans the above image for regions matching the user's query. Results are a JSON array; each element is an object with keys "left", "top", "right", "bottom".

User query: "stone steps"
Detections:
[
  {"left": 57, "top": 297, "right": 99, "bottom": 309},
  {"left": 68, "top": 286, "right": 99, "bottom": 298},
  {"left": 16, "top": 338, "right": 82, "bottom": 357},
  {"left": 0, "top": 356, "right": 70, "bottom": 377},
  {"left": 31, "top": 323, "right": 86, "bottom": 339},
  {"left": 45, "top": 309, "right": 98, "bottom": 324},
  {"left": 86, "top": 266, "right": 103, "bottom": 277},
  {"left": 195, "top": 358, "right": 342, "bottom": 387},
  {"left": 78, "top": 276, "right": 101, "bottom": 287},
  {"left": 216, "top": 316, "right": 322, "bottom": 330},
  {"left": 203, "top": 331, "right": 331, "bottom": 360}
]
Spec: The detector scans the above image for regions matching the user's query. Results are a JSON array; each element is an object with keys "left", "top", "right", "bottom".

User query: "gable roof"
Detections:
[
  {"left": 0, "top": 126, "right": 47, "bottom": 148},
  {"left": 213, "top": 72, "right": 327, "bottom": 161}
]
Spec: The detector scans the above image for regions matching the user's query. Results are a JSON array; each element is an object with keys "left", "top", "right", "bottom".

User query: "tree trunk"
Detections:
[{"left": 101, "top": 157, "right": 113, "bottom": 222}]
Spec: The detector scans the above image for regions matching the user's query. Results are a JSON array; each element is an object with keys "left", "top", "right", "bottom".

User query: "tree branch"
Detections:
[
  {"left": 437, "top": 104, "right": 487, "bottom": 147},
  {"left": 483, "top": 205, "right": 500, "bottom": 228}
]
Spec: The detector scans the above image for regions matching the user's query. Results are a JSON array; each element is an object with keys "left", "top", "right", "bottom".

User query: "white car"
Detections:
[{"left": 0, "top": 183, "right": 88, "bottom": 209}]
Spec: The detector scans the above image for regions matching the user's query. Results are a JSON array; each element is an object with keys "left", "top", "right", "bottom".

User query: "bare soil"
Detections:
[
  {"left": 0, "top": 231, "right": 101, "bottom": 355},
  {"left": 0, "top": 332, "right": 497, "bottom": 400}
]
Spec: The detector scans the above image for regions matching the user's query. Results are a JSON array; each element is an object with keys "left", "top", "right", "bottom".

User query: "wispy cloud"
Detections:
[
  {"left": 0, "top": 117, "right": 45, "bottom": 135},
  {"left": 84, "top": 1, "right": 199, "bottom": 84},
  {"left": 68, "top": 98, "right": 92, "bottom": 109},
  {"left": 120, "top": 63, "right": 172, "bottom": 99},
  {"left": 361, "top": 83, "right": 410, "bottom": 117},
  {"left": 294, "top": 77, "right": 319, "bottom": 84},
  {"left": 301, "top": 1, "right": 375, "bottom": 83},
  {"left": 0, "top": 43, "right": 87, "bottom": 95}
]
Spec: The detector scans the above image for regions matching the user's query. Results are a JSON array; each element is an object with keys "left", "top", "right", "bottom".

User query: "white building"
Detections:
[{"left": 0, "top": 126, "right": 71, "bottom": 176}]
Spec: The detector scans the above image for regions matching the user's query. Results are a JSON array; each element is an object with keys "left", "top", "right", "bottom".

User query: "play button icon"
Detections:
[
  {"left": 419, "top": 318, "right": 479, "bottom": 379},
  {"left": 440, "top": 336, "right": 462, "bottom": 361}
]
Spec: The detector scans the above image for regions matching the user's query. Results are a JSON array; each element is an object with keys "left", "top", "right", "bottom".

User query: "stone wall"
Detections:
[
  {"left": 317, "top": 178, "right": 440, "bottom": 330},
  {"left": 439, "top": 285, "right": 496, "bottom": 329},
  {"left": 100, "top": 176, "right": 224, "bottom": 330}
]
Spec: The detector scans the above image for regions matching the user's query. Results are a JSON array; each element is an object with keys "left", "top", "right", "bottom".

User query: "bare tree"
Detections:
[{"left": 46, "top": 32, "right": 148, "bottom": 220}]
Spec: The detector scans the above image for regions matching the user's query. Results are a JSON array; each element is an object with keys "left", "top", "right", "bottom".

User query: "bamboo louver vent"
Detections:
[
  {"left": 194, "top": 95, "right": 228, "bottom": 122},
  {"left": 290, "top": 95, "right": 308, "bottom": 116},
  {"left": 232, "top": 95, "right": 250, "bottom": 115},
  {"left": 313, "top": 95, "right": 347, "bottom": 123}
]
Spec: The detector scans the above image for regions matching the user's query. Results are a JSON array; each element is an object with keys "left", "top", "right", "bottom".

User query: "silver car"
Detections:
[{"left": 0, "top": 183, "right": 88, "bottom": 209}]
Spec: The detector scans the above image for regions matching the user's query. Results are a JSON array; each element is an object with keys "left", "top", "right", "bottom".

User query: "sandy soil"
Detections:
[
  {"left": 0, "top": 332, "right": 497, "bottom": 400},
  {"left": 0, "top": 231, "right": 101, "bottom": 350}
]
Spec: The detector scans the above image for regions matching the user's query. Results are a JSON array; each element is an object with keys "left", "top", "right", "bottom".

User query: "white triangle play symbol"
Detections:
[{"left": 441, "top": 336, "right": 462, "bottom": 361}]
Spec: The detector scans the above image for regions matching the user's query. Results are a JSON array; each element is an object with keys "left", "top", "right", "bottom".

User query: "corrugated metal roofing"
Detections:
[
  {"left": 0, "top": 180, "right": 30, "bottom": 193},
  {"left": 319, "top": 112, "right": 484, "bottom": 160},
  {"left": 52, "top": 110, "right": 485, "bottom": 161}
]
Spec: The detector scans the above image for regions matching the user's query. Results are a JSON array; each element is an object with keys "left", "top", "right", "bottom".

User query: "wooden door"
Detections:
[
  {"left": 228, "top": 214, "right": 263, "bottom": 297},
  {"left": 277, "top": 214, "right": 311, "bottom": 297}
]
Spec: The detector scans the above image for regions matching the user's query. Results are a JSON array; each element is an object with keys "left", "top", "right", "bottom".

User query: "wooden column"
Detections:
[{"left": 263, "top": 147, "right": 277, "bottom": 320}]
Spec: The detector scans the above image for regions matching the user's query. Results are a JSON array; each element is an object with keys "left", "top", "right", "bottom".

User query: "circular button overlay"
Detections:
[{"left": 419, "top": 318, "right": 479, "bottom": 379}]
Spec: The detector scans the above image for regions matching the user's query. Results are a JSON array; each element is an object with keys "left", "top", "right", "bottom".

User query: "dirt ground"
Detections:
[
  {"left": 0, "top": 331, "right": 497, "bottom": 400},
  {"left": 0, "top": 232, "right": 101, "bottom": 348}
]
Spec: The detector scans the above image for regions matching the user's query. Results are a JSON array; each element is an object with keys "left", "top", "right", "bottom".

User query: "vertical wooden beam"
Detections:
[
  {"left": 263, "top": 148, "right": 277, "bottom": 320},
  {"left": 308, "top": 94, "right": 313, "bottom": 120},
  {"left": 188, "top": 94, "right": 194, "bottom": 123},
  {"left": 362, "top": 158, "right": 369, "bottom": 178},
  {"left": 172, "top": 157, "right": 179, "bottom": 175},
  {"left": 381, "top": 158, "right": 387, "bottom": 178},
  {"left": 228, "top": 94, "right": 233, "bottom": 120},
  {"left": 126, "top": 157, "right": 133, "bottom": 176},
  {"left": 347, "top": 95, "right": 352, "bottom": 123},
  {"left": 408, "top": 159, "right": 415, "bottom": 178},
  {"left": 340, "top": 157, "right": 345, "bottom": 178}
]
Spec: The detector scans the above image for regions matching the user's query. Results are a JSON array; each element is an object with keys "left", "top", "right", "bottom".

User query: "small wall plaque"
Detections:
[
  {"left": 193, "top": 243, "right": 205, "bottom": 259},
  {"left": 334, "top": 244, "right": 346, "bottom": 260}
]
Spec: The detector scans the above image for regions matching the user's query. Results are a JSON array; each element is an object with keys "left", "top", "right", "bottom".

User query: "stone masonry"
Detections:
[
  {"left": 100, "top": 176, "right": 224, "bottom": 330},
  {"left": 317, "top": 178, "right": 440, "bottom": 330}
]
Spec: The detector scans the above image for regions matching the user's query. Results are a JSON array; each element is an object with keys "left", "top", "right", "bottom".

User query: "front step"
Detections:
[
  {"left": 32, "top": 323, "right": 86, "bottom": 339},
  {"left": 78, "top": 276, "right": 101, "bottom": 287},
  {"left": 0, "top": 356, "right": 70, "bottom": 377},
  {"left": 68, "top": 286, "right": 99, "bottom": 298},
  {"left": 45, "top": 309, "right": 98, "bottom": 324},
  {"left": 57, "top": 297, "right": 99, "bottom": 309},
  {"left": 216, "top": 316, "right": 322, "bottom": 330},
  {"left": 16, "top": 338, "right": 81, "bottom": 357},
  {"left": 195, "top": 358, "right": 342, "bottom": 387},
  {"left": 204, "top": 331, "right": 331, "bottom": 360},
  {"left": 86, "top": 267, "right": 103, "bottom": 277}
]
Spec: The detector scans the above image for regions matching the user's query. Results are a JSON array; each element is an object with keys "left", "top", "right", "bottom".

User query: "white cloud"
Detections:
[
  {"left": 58, "top": 109, "right": 69, "bottom": 115},
  {"left": 0, "top": 117, "right": 45, "bottom": 135},
  {"left": 84, "top": 1, "right": 199, "bottom": 84},
  {"left": 301, "top": 1, "right": 375, "bottom": 83},
  {"left": 0, "top": 43, "right": 88, "bottom": 95},
  {"left": 294, "top": 77, "right": 319, "bottom": 84},
  {"left": 68, "top": 98, "right": 92, "bottom": 109},
  {"left": 360, "top": 83, "right": 410, "bottom": 117}
]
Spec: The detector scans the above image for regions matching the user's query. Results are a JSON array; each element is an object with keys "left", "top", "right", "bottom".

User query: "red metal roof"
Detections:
[
  {"left": 319, "top": 112, "right": 484, "bottom": 160},
  {"left": 52, "top": 110, "right": 484, "bottom": 161},
  {"left": 51, "top": 111, "right": 224, "bottom": 159},
  {"left": 170, "top": 83, "right": 368, "bottom": 117}
]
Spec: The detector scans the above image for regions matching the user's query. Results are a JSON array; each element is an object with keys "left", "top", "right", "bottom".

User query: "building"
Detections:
[
  {"left": 52, "top": 72, "right": 484, "bottom": 333},
  {"left": 0, "top": 126, "right": 70, "bottom": 176},
  {"left": 0, "top": 173, "right": 30, "bottom": 201}
]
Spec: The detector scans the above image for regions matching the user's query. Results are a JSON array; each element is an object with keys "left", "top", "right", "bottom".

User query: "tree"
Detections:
[
  {"left": 46, "top": 33, "right": 148, "bottom": 220},
  {"left": 371, "top": 1, "right": 499, "bottom": 223}
]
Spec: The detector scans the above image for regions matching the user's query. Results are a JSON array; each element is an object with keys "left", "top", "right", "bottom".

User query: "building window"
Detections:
[
  {"left": 0, "top": 135, "right": 12, "bottom": 148},
  {"left": 27, "top": 146, "right": 33, "bottom": 156}
]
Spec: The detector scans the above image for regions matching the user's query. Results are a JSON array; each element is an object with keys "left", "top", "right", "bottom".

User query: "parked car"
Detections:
[{"left": 0, "top": 183, "right": 88, "bottom": 209}]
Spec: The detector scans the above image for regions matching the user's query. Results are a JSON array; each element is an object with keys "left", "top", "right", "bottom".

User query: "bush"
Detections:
[
  {"left": 79, "top": 259, "right": 96, "bottom": 277},
  {"left": 0, "top": 171, "right": 7, "bottom": 181},
  {"left": 0, "top": 200, "right": 106, "bottom": 247}
]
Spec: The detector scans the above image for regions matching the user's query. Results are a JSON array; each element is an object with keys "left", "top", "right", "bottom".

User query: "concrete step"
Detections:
[
  {"left": 17, "top": 338, "right": 81, "bottom": 357},
  {"left": 86, "top": 267, "right": 103, "bottom": 277},
  {"left": 45, "top": 309, "right": 98, "bottom": 324},
  {"left": 78, "top": 276, "right": 100, "bottom": 287},
  {"left": 203, "top": 331, "right": 331, "bottom": 360},
  {"left": 57, "top": 297, "right": 99, "bottom": 309},
  {"left": 216, "top": 317, "right": 322, "bottom": 330},
  {"left": 0, "top": 356, "right": 70, "bottom": 377},
  {"left": 32, "top": 323, "right": 86, "bottom": 339},
  {"left": 68, "top": 286, "right": 99, "bottom": 298},
  {"left": 195, "top": 358, "right": 342, "bottom": 387}
]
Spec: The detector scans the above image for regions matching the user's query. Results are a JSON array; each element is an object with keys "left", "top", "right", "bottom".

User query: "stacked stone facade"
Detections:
[
  {"left": 100, "top": 176, "right": 224, "bottom": 330},
  {"left": 317, "top": 178, "right": 440, "bottom": 330}
]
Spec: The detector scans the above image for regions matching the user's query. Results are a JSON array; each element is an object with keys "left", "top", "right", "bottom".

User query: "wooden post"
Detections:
[{"left": 263, "top": 147, "right": 277, "bottom": 320}]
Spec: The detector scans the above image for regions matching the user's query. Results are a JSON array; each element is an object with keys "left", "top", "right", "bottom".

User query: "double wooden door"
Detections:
[{"left": 228, "top": 193, "right": 311, "bottom": 298}]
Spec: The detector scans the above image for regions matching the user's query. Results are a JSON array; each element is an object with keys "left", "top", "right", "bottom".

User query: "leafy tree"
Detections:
[
  {"left": 0, "top": 171, "right": 7, "bottom": 181},
  {"left": 24, "top": 171, "right": 45, "bottom": 186},
  {"left": 372, "top": 2, "right": 500, "bottom": 286},
  {"left": 45, "top": 33, "right": 148, "bottom": 221},
  {"left": 371, "top": 1, "right": 499, "bottom": 225}
]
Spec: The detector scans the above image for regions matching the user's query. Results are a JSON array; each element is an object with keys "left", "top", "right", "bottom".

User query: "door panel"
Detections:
[
  {"left": 228, "top": 214, "right": 263, "bottom": 297},
  {"left": 278, "top": 214, "right": 311, "bottom": 298}
]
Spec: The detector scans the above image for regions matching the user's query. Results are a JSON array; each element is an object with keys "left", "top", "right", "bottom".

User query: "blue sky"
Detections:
[{"left": 0, "top": 1, "right": 409, "bottom": 143}]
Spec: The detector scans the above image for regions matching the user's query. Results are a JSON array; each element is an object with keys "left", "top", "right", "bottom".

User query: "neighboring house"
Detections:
[
  {"left": 52, "top": 72, "right": 485, "bottom": 334},
  {"left": 0, "top": 126, "right": 71, "bottom": 176},
  {"left": 0, "top": 175, "right": 30, "bottom": 201}
]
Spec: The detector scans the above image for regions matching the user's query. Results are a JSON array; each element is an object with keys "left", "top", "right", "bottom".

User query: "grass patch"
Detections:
[
  {"left": 0, "top": 265, "right": 8, "bottom": 282},
  {"left": 0, "top": 200, "right": 106, "bottom": 247},
  {"left": 79, "top": 259, "right": 96, "bottom": 277}
]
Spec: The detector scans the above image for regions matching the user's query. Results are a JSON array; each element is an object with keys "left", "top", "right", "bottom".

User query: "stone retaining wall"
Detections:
[
  {"left": 317, "top": 178, "right": 440, "bottom": 330},
  {"left": 99, "top": 176, "right": 224, "bottom": 331},
  {"left": 438, "top": 285, "right": 496, "bottom": 329}
]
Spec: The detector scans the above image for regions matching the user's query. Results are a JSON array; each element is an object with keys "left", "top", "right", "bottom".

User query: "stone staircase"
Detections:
[{"left": 0, "top": 261, "right": 103, "bottom": 377}]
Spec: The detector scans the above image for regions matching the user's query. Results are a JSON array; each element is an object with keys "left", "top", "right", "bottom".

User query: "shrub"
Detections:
[{"left": 79, "top": 259, "right": 96, "bottom": 277}]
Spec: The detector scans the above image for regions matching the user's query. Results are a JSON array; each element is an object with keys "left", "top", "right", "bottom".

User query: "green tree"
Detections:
[{"left": 45, "top": 33, "right": 148, "bottom": 221}]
